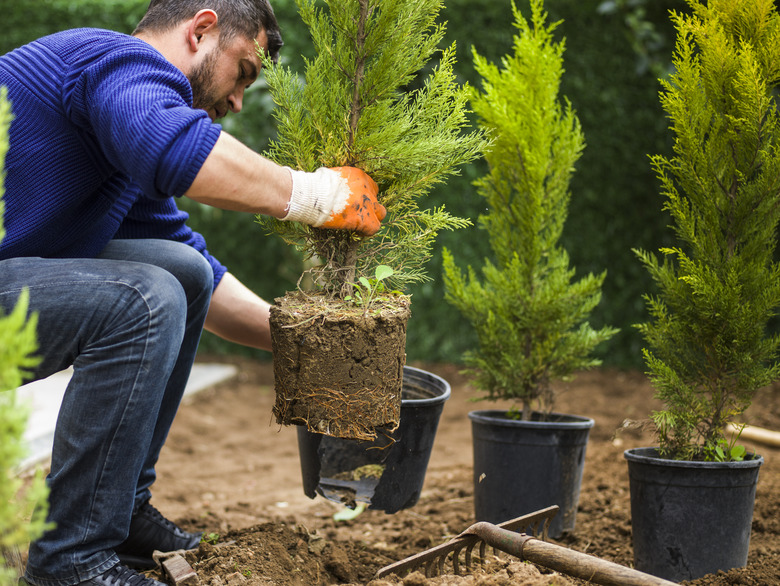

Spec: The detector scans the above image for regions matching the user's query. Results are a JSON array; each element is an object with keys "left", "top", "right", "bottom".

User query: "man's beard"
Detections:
[{"left": 188, "top": 48, "right": 220, "bottom": 113}]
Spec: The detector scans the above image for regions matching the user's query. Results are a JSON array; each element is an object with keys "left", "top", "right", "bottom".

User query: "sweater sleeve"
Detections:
[
  {"left": 115, "top": 187, "right": 228, "bottom": 289},
  {"left": 64, "top": 39, "right": 220, "bottom": 200}
]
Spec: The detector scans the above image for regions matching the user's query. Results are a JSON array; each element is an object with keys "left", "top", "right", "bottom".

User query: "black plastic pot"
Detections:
[
  {"left": 469, "top": 410, "right": 594, "bottom": 538},
  {"left": 296, "top": 365, "right": 450, "bottom": 513},
  {"left": 624, "top": 447, "right": 763, "bottom": 582}
]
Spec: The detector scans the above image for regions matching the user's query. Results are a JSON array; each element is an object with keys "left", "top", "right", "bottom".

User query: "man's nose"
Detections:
[{"left": 228, "top": 88, "right": 244, "bottom": 113}]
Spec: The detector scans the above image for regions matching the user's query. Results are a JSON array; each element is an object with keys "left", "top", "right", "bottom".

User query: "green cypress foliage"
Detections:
[
  {"left": 258, "top": 0, "right": 487, "bottom": 296},
  {"left": 442, "top": 0, "right": 616, "bottom": 418},
  {"left": 635, "top": 0, "right": 780, "bottom": 460},
  {"left": 0, "top": 88, "right": 49, "bottom": 585}
]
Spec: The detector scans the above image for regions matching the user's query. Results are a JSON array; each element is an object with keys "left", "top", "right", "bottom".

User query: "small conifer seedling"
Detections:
[
  {"left": 259, "top": 0, "right": 485, "bottom": 296},
  {"left": 443, "top": 0, "right": 616, "bottom": 420},
  {"left": 635, "top": 0, "right": 780, "bottom": 461},
  {"left": 0, "top": 87, "right": 51, "bottom": 586},
  {"left": 258, "top": 0, "right": 487, "bottom": 439}
]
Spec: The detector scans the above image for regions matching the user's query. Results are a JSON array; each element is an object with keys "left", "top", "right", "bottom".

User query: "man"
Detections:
[{"left": 0, "top": 1, "right": 385, "bottom": 585}]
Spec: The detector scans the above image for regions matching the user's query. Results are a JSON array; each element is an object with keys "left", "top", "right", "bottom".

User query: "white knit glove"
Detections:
[
  {"left": 282, "top": 167, "right": 350, "bottom": 227},
  {"left": 281, "top": 166, "right": 385, "bottom": 236}
]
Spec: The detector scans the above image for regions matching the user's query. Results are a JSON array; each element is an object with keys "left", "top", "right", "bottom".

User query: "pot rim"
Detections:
[
  {"left": 401, "top": 365, "right": 451, "bottom": 405},
  {"left": 624, "top": 446, "right": 763, "bottom": 469},
  {"left": 467, "top": 408, "right": 594, "bottom": 430}
]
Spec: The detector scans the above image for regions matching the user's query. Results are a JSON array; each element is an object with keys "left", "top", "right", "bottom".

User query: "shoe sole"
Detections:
[{"left": 116, "top": 553, "right": 157, "bottom": 571}]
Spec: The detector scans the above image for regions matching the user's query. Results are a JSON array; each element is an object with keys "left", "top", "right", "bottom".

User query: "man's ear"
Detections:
[{"left": 186, "top": 9, "right": 219, "bottom": 52}]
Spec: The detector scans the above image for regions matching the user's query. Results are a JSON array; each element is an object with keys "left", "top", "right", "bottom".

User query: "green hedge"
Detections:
[{"left": 3, "top": 0, "right": 685, "bottom": 367}]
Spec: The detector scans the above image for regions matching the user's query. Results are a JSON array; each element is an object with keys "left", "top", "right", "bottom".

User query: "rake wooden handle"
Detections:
[
  {"left": 726, "top": 423, "right": 780, "bottom": 447},
  {"left": 522, "top": 539, "right": 675, "bottom": 586},
  {"left": 466, "top": 523, "right": 676, "bottom": 586}
]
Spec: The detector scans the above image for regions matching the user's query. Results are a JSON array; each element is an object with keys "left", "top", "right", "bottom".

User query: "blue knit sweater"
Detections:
[{"left": 0, "top": 28, "right": 227, "bottom": 286}]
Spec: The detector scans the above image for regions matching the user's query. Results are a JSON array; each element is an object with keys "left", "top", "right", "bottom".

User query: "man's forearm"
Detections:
[
  {"left": 205, "top": 271, "right": 272, "bottom": 351},
  {"left": 184, "top": 131, "right": 291, "bottom": 218},
  {"left": 184, "top": 132, "right": 385, "bottom": 236}
]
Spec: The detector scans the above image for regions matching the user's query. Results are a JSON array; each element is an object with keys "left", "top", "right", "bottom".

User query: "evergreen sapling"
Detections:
[
  {"left": 443, "top": 0, "right": 617, "bottom": 420},
  {"left": 257, "top": 0, "right": 487, "bottom": 440},
  {"left": 0, "top": 87, "right": 50, "bottom": 586},
  {"left": 258, "top": 0, "right": 487, "bottom": 298},
  {"left": 635, "top": 0, "right": 780, "bottom": 460}
]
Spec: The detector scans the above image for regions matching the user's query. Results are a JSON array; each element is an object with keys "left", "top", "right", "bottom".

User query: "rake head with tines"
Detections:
[
  {"left": 375, "top": 506, "right": 558, "bottom": 579},
  {"left": 377, "top": 504, "right": 677, "bottom": 586}
]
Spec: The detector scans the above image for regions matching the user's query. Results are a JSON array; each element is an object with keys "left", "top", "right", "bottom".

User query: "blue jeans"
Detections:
[{"left": 0, "top": 240, "right": 213, "bottom": 586}]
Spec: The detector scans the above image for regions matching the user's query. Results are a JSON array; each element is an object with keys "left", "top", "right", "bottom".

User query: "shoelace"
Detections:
[
  {"left": 101, "top": 564, "right": 156, "bottom": 586},
  {"left": 137, "top": 502, "right": 181, "bottom": 534}
]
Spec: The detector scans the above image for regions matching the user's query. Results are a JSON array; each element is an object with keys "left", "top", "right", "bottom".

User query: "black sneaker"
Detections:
[
  {"left": 19, "top": 563, "right": 166, "bottom": 586},
  {"left": 115, "top": 501, "right": 201, "bottom": 570}
]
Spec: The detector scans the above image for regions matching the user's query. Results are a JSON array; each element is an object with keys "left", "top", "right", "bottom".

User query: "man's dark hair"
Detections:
[{"left": 134, "top": 0, "right": 283, "bottom": 63}]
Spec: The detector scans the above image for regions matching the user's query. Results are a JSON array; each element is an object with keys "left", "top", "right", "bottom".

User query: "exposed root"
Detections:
[{"left": 273, "top": 382, "right": 401, "bottom": 441}]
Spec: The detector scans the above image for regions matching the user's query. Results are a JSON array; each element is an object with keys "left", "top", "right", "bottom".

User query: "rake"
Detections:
[{"left": 376, "top": 506, "right": 676, "bottom": 586}]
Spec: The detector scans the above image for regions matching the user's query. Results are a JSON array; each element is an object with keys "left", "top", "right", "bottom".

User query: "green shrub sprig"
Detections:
[
  {"left": 443, "top": 0, "right": 616, "bottom": 418},
  {"left": 636, "top": 0, "right": 780, "bottom": 460}
]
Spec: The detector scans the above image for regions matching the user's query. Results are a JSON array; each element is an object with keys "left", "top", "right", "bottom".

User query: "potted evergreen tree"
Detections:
[
  {"left": 625, "top": 0, "right": 780, "bottom": 580},
  {"left": 0, "top": 88, "right": 50, "bottom": 586},
  {"left": 257, "top": 0, "right": 486, "bottom": 511},
  {"left": 442, "top": 0, "right": 616, "bottom": 538}
]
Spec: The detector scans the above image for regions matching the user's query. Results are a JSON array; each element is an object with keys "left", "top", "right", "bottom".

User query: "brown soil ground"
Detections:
[{"left": 145, "top": 356, "right": 780, "bottom": 586}]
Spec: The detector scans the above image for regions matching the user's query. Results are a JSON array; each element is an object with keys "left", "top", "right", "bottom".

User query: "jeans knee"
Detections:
[
  {"left": 154, "top": 242, "right": 214, "bottom": 309},
  {"left": 51, "top": 266, "right": 187, "bottom": 382},
  {"left": 144, "top": 270, "right": 188, "bottom": 330},
  {"left": 185, "top": 248, "right": 214, "bottom": 300},
  {"left": 99, "top": 240, "right": 214, "bottom": 305}
]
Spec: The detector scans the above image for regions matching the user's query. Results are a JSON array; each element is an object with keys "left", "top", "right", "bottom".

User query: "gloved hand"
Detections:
[{"left": 282, "top": 166, "right": 386, "bottom": 236}]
